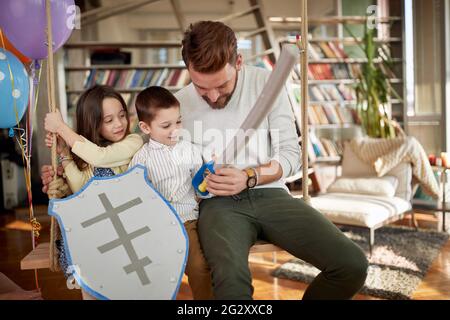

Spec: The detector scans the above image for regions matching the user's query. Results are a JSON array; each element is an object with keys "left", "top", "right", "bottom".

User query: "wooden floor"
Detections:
[{"left": 1, "top": 205, "right": 449, "bottom": 300}]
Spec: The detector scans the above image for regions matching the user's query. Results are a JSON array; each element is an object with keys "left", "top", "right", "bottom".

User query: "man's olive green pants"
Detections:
[{"left": 198, "top": 188, "right": 368, "bottom": 300}]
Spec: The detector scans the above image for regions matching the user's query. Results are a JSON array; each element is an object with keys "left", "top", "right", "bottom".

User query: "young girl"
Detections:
[
  {"left": 44, "top": 85, "right": 144, "bottom": 299},
  {"left": 44, "top": 85, "right": 143, "bottom": 191}
]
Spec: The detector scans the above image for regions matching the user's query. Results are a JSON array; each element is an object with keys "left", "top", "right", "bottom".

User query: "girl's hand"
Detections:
[
  {"left": 45, "top": 132, "right": 68, "bottom": 155},
  {"left": 44, "top": 110, "right": 64, "bottom": 133}
]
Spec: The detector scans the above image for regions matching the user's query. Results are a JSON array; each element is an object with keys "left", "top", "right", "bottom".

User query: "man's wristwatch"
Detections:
[{"left": 244, "top": 168, "right": 258, "bottom": 189}]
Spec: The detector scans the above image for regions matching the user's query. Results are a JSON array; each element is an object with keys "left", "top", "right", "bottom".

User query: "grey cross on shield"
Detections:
[{"left": 81, "top": 193, "right": 151, "bottom": 286}]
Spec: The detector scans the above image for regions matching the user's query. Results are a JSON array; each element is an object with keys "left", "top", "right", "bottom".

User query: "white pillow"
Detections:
[
  {"left": 327, "top": 176, "right": 399, "bottom": 197},
  {"left": 341, "top": 142, "right": 412, "bottom": 200}
]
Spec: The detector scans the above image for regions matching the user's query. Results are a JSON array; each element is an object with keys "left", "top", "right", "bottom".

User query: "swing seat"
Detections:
[{"left": 20, "top": 242, "right": 50, "bottom": 270}]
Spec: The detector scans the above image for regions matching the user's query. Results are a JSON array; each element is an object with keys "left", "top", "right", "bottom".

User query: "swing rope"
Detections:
[
  {"left": 300, "top": 0, "right": 309, "bottom": 204},
  {"left": 45, "top": 0, "right": 61, "bottom": 272}
]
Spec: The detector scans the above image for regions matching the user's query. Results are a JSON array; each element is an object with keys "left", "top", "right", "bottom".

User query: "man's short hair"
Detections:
[
  {"left": 181, "top": 20, "right": 237, "bottom": 73},
  {"left": 135, "top": 86, "right": 180, "bottom": 124}
]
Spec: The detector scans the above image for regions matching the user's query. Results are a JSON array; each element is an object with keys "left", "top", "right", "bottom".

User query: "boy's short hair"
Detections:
[{"left": 135, "top": 86, "right": 180, "bottom": 124}]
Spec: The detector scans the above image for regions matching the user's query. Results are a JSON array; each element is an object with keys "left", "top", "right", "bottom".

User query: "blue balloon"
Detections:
[{"left": 0, "top": 49, "right": 30, "bottom": 129}]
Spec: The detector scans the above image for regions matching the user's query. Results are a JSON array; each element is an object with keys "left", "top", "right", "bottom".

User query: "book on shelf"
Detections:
[
  {"left": 326, "top": 41, "right": 348, "bottom": 59},
  {"left": 307, "top": 103, "right": 358, "bottom": 126},
  {"left": 308, "top": 43, "right": 325, "bottom": 60},
  {"left": 321, "top": 104, "right": 340, "bottom": 124},
  {"left": 318, "top": 42, "right": 338, "bottom": 59},
  {"left": 308, "top": 130, "right": 344, "bottom": 163},
  {"left": 336, "top": 83, "right": 357, "bottom": 101},
  {"left": 308, "top": 83, "right": 357, "bottom": 103},
  {"left": 311, "top": 105, "right": 329, "bottom": 125},
  {"left": 308, "top": 131, "right": 343, "bottom": 162},
  {"left": 309, "top": 41, "right": 348, "bottom": 60},
  {"left": 308, "top": 57, "right": 400, "bottom": 84},
  {"left": 308, "top": 63, "right": 357, "bottom": 81},
  {"left": 82, "top": 68, "right": 190, "bottom": 90},
  {"left": 308, "top": 64, "right": 333, "bottom": 80},
  {"left": 319, "top": 138, "right": 339, "bottom": 157}
]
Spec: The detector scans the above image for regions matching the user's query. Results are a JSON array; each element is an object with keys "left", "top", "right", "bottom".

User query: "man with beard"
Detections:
[{"left": 175, "top": 20, "right": 368, "bottom": 300}]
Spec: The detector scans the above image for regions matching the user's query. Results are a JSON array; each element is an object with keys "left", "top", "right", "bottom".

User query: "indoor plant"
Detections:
[{"left": 345, "top": 20, "right": 401, "bottom": 138}]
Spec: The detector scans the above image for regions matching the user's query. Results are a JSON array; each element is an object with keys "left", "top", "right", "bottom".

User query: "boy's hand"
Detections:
[
  {"left": 205, "top": 167, "right": 248, "bottom": 196},
  {"left": 44, "top": 110, "right": 64, "bottom": 134}
]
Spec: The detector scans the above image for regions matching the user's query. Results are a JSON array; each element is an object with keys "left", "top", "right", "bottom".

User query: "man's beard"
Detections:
[
  {"left": 202, "top": 72, "right": 238, "bottom": 110},
  {"left": 202, "top": 93, "right": 233, "bottom": 109}
]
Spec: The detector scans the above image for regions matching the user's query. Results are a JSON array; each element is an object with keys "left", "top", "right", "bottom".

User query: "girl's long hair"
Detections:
[{"left": 73, "top": 85, "right": 130, "bottom": 170}]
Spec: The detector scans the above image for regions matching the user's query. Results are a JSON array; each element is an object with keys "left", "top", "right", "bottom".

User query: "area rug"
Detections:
[{"left": 272, "top": 225, "right": 449, "bottom": 299}]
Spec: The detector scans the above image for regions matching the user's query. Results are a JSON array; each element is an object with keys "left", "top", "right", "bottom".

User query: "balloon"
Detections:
[
  {"left": 0, "top": 49, "right": 30, "bottom": 129},
  {"left": 1, "top": 30, "right": 31, "bottom": 65},
  {"left": 0, "top": 0, "right": 75, "bottom": 60}
]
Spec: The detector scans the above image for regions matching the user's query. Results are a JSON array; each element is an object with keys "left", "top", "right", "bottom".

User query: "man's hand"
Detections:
[
  {"left": 205, "top": 167, "right": 248, "bottom": 196},
  {"left": 41, "top": 165, "right": 64, "bottom": 194}
]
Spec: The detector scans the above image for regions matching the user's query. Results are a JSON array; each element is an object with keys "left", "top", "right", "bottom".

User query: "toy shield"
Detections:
[{"left": 48, "top": 165, "right": 188, "bottom": 300}]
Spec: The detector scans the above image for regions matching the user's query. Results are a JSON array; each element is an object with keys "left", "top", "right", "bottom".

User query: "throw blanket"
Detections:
[{"left": 349, "top": 136, "right": 440, "bottom": 199}]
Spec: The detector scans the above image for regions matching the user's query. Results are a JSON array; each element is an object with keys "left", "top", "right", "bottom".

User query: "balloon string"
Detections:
[
  {"left": 1, "top": 28, "right": 41, "bottom": 291},
  {"left": 10, "top": 122, "right": 41, "bottom": 291},
  {"left": 27, "top": 61, "right": 43, "bottom": 247},
  {"left": 28, "top": 61, "right": 42, "bottom": 162}
]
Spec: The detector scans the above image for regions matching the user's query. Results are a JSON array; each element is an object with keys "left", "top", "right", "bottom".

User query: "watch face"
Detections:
[{"left": 247, "top": 176, "right": 257, "bottom": 188}]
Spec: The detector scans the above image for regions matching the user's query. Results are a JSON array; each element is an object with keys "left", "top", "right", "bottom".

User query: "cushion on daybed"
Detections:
[
  {"left": 310, "top": 193, "right": 411, "bottom": 228},
  {"left": 327, "top": 176, "right": 398, "bottom": 197}
]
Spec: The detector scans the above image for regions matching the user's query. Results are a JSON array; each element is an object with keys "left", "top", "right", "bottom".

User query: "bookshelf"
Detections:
[
  {"left": 278, "top": 0, "right": 406, "bottom": 170},
  {"left": 59, "top": 41, "right": 188, "bottom": 130}
]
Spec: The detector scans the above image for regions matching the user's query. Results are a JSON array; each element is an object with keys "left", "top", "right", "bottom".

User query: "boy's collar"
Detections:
[{"left": 148, "top": 138, "right": 178, "bottom": 150}]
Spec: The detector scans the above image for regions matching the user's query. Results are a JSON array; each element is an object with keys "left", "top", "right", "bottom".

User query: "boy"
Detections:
[{"left": 129, "top": 86, "right": 213, "bottom": 300}]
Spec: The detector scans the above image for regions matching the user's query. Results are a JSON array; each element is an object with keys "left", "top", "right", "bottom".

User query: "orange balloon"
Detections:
[{"left": 1, "top": 30, "right": 31, "bottom": 65}]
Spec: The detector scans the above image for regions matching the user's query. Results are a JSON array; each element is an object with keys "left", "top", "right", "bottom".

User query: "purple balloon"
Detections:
[{"left": 0, "top": 0, "right": 75, "bottom": 60}]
